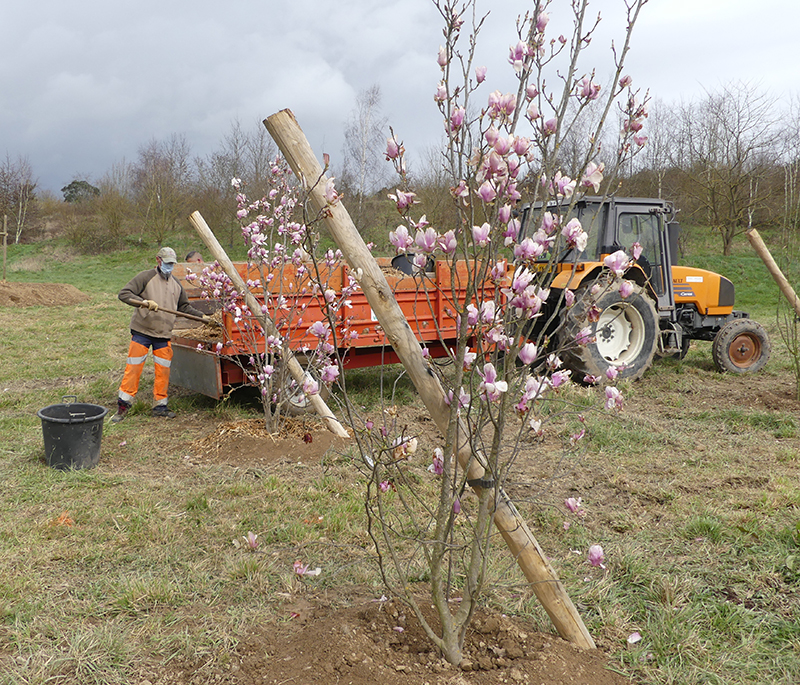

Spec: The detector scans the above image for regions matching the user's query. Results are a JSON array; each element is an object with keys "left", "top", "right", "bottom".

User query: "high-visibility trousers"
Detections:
[{"left": 118, "top": 336, "right": 173, "bottom": 407}]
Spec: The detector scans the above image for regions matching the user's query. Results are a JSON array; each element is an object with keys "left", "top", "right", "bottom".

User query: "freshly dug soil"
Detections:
[{"left": 0, "top": 281, "right": 89, "bottom": 307}]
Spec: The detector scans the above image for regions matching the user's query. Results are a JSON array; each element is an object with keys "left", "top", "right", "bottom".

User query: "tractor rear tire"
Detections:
[
  {"left": 560, "top": 280, "right": 659, "bottom": 381},
  {"left": 712, "top": 319, "right": 770, "bottom": 374}
]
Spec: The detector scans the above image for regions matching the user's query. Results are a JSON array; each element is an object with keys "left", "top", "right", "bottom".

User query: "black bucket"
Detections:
[{"left": 37, "top": 396, "right": 109, "bottom": 470}]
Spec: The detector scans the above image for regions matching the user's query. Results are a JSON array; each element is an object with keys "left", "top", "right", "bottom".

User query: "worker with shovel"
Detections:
[{"left": 112, "top": 246, "right": 212, "bottom": 423}]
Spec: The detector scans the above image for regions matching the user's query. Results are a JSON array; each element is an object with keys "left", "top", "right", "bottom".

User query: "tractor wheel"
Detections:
[
  {"left": 712, "top": 319, "right": 770, "bottom": 374},
  {"left": 560, "top": 280, "right": 659, "bottom": 381}
]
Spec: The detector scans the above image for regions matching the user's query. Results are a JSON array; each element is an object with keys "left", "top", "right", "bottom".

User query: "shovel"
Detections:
[{"left": 133, "top": 300, "right": 221, "bottom": 326}]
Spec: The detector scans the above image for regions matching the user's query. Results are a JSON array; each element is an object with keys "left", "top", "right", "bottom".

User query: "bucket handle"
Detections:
[{"left": 62, "top": 395, "right": 78, "bottom": 405}]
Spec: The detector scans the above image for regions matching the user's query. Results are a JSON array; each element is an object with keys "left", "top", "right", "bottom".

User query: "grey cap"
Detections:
[{"left": 157, "top": 247, "right": 177, "bottom": 264}]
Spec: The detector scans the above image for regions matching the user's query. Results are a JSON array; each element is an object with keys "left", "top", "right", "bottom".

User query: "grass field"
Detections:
[{"left": 0, "top": 227, "right": 799, "bottom": 684}]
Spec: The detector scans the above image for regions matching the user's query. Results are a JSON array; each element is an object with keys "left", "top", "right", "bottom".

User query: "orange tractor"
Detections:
[{"left": 521, "top": 196, "right": 770, "bottom": 380}]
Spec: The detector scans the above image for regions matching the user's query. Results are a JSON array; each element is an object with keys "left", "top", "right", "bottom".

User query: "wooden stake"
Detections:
[
  {"left": 188, "top": 211, "right": 350, "bottom": 439},
  {"left": 746, "top": 228, "right": 800, "bottom": 317},
  {"left": 264, "top": 108, "right": 596, "bottom": 650},
  {"left": 2, "top": 215, "right": 7, "bottom": 283}
]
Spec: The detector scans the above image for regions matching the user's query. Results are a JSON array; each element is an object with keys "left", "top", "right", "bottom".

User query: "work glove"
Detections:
[{"left": 141, "top": 299, "right": 159, "bottom": 312}]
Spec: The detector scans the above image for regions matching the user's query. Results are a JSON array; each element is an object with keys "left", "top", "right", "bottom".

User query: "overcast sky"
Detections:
[{"left": 2, "top": 0, "right": 797, "bottom": 195}]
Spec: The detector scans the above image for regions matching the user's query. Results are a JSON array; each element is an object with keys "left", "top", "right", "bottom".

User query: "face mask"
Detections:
[{"left": 160, "top": 262, "right": 174, "bottom": 276}]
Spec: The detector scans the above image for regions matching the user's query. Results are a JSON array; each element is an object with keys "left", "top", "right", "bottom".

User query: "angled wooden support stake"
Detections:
[
  {"left": 264, "top": 108, "right": 595, "bottom": 650},
  {"left": 747, "top": 228, "right": 800, "bottom": 317},
  {"left": 188, "top": 210, "right": 350, "bottom": 439}
]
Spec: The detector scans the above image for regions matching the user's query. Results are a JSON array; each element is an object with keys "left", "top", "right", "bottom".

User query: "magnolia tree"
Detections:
[
  {"left": 200, "top": 0, "right": 649, "bottom": 665},
  {"left": 189, "top": 160, "right": 354, "bottom": 431},
  {"left": 347, "top": 0, "right": 649, "bottom": 664}
]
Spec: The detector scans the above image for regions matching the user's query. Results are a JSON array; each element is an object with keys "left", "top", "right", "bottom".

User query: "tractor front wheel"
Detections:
[
  {"left": 560, "top": 280, "right": 659, "bottom": 381},
  {"left": 712, "top": 319, "right": 770, "bottom": 374}
]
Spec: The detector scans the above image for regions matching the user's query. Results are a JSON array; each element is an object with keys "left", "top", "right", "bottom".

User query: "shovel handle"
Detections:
[{"left": 133, "top": 300, "right": 207, "bottom": 323}]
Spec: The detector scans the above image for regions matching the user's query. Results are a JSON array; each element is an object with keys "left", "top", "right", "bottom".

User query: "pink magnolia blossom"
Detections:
[
  {"left": 385, "top": 136, "right": 401, "bottom": 160},
  {"left": 437, "top": 45, "right": 447, "bottom": 68},
  {"left": 308, "top": 321, "right": 329, "bottom": 339},
  {"left": 526, "top": 102, "right": 540, "bottom": 120},
  {"left": 575, "top": 327, "right": 593, "bottom": 346},
  {"left": 389, "top": 225, "right": 414, "bottom": 252},
  {"left": 513, "top": 136, "right": 531, "bottom": 156},
  {"left": 577, "top": 76, "right": 601, "bottom": 100},
  {"left": 605, "top": 365, "right": 619, "bottom": 381},
  {"left": 438, "top": 230, "right": 457, "bottom": 255},
  {"left": 498, "top": 204, "right": 512, "bottom": 224},
  {"left": 428, "top": 447, "right": 444, "bottom": 475},
  {"left": 514, "top": 236, "right": 545, "bottom": 260},
  {"left": 491, "top": 260, "right": 507, "bottom": 281},
  {"left": 294, "top": 560, "right": 322, "bottom": 577},
  {"left": 472, "top": 222, "right": 491, "bottom": 246},
  {"left": 453, "top": 497, "right": 462, "bottom": 514},
  {"left": 554, "top": 172, "right": 576, "bottom": 198},
  {"left": 493, "top": 136, "right": 511, "bottom": 156},
  {"left": 526, "top": 84, "right": 538, "bottom": 100},
  {"left": 565, "top": 497, "right": 583, "bottom": 514},
  {"left": 434, "top": 82, "right": 447, "bottom": 103},
  {"left": 632, "top": 242, "right": 643, "bottom": 260},
  {"left": 302, "top": 377, "right": 319, "bottom": 397},
  {"left": 536, "top": 11, "right": 549, "bottom": 32},
  {"left": 619, "top": 74, "right": 632, "bottom": 88},
  {"left": 479, "top": 363, "right": 508, "bottom": 402},
  {"left": 475, "top": 65, "right": 487, "bottom": 83},
  {"left": 540, "top": 212, "right": 558, "bottom": 235},
  {"left": 389, "top": 189, "right": 417, "bottom": 211},
  {"left": 244, "top": 531, "right": 259, "bottom": 550},
  {"left": 619, "top": 280, "right": 635, "bottom": 298},
  {"left": 321, "top": 364, "right": 340, "bottom": 384},
  {"left": 485, "top": 126, "right": 500, "bottom": 146},
  {"left": 448, "top": 107, "right": 466, "bottom": 133},
  {"left": 542, "top": 118, "right": 558, "bottom": 135},
  {"left": 324, "top": 178, "right": 339, "bottom": 204},
  {"left": 518, "top": 342, "right": 538, "bottom": 365},
  {"left": 581, "top": 162, "right": 605, "bottom": 193},
  {"left": 508, "top": 40, "right": 529, "bottom": 73},
  {"left": 412, "top": 253, "right": 429, "bottom": 270},
  {"left": 564, "top": 289, "right": 575, "bottom": 307},
  {"left": 415, "top": 227, "right": 438, "bottom": 253},
  {"left": 587, "top": 544, "right": 606, "bottom": 568},
  {"left": 466, "top": 304, "right": 479, "bottom": 326},
  {"left": 379, "top": 481, "right": 391, "bottom": 493},
  {"left": 488, "top": 90, "right": 516, "bottom": 119},
  {"left": 480, "top": 300, "right": 496, "bottom": 324},
  {"left": 551, "top": 369, "right": 572, "bottom": 388},
  {"left": 604, "top": 250, "right": 630, "bottom": 276},
  {"left": 463, "top": 349, "right": 477, "bottom": 369},
  {"left": 634, "top": 133, "right": 648, "bottom": 146},
  {"left": 451, "top": 180, "right": 469, "bottom": 198},
  {"left": 562, "top": 218, "right": 588, "bottom": 252},
  {"left": 477, "top": 181, "right": 497, "bottom": 203},
  {"left": 605, "top": 386, "right": 623, "bottom": 411}
]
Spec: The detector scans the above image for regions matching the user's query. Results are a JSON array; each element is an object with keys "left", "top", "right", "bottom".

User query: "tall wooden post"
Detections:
[
  {"left": 264, "top": 108, "right": 596, "bottom": 650},
  {"left": 2, "top": 215, "right": 7, "bottom": 282}
]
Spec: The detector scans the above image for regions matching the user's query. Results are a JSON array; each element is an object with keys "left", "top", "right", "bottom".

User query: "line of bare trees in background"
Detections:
[{"left": 3, "top": 81, "right": 799, "bottom": 256}]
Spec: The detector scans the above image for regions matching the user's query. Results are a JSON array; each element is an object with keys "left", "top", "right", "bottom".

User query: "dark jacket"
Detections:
[{"left": 118, "top": 268, "right": 203, "bottom": 338}]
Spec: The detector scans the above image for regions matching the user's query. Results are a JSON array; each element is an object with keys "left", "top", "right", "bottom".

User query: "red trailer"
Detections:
[{"left": 169, "top": 258, "right": 488, "bottom": 399}]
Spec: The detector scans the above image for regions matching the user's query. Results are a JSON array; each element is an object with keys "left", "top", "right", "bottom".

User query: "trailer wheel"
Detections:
[
  {"left": 712, "top": 319, "right": 770, "bottom": 374},
  {"left": 282, "top": 365, "right": 331, "bottom": 416},
  {"left": 560, "top": 280, "right": 659, "bottom": 381}
]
